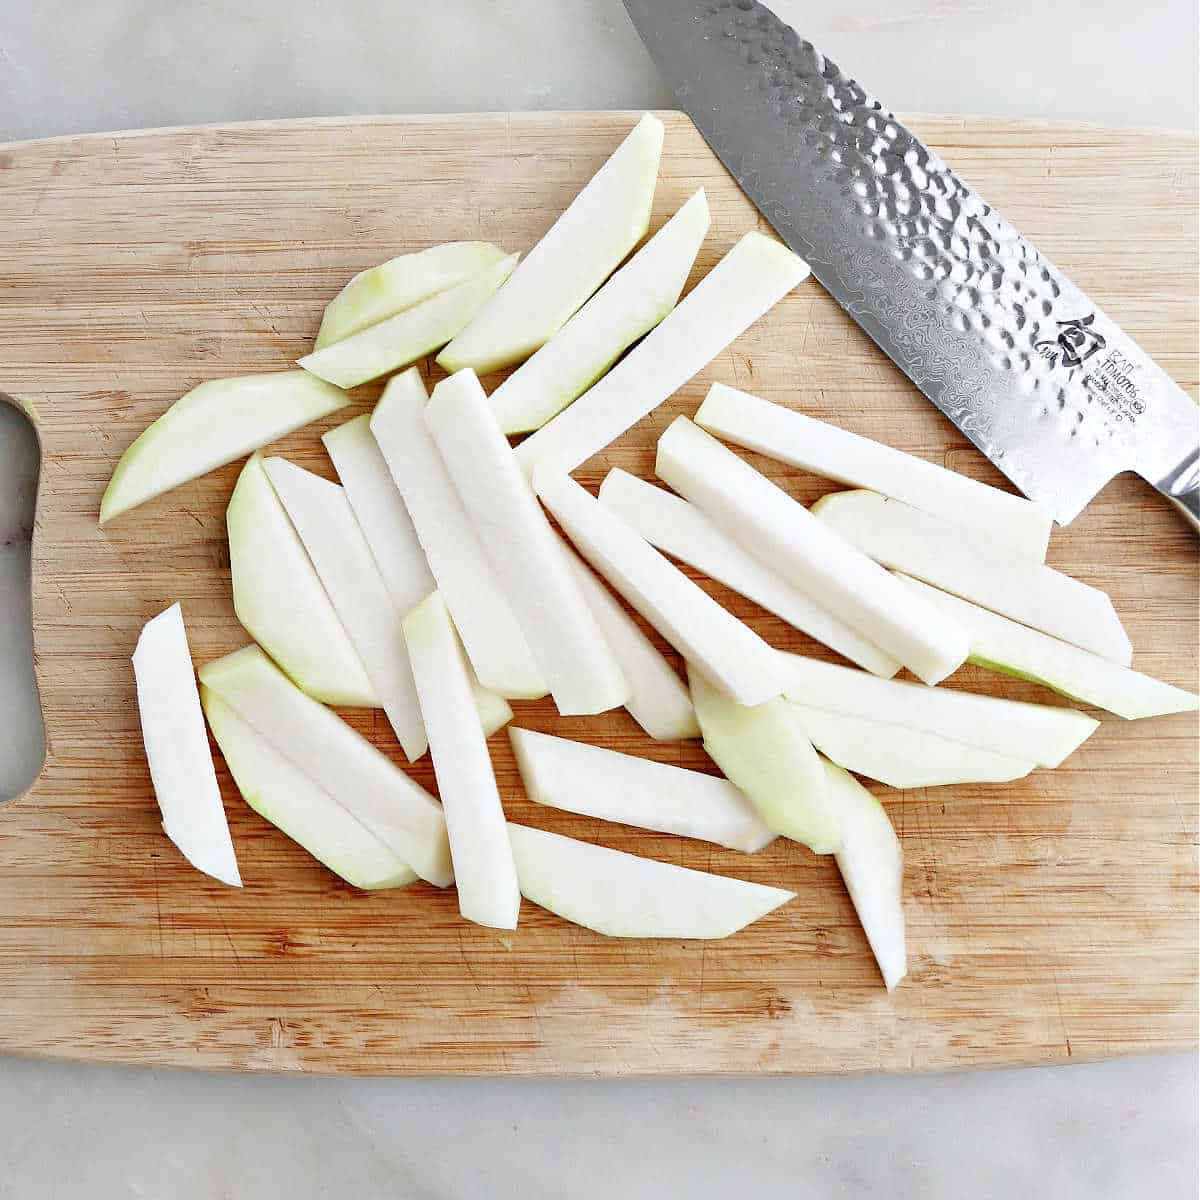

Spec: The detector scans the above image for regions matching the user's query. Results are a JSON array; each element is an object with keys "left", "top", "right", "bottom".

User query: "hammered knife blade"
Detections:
[{"left": 623, "top": 0, "right": 1199, "bottom": 530}]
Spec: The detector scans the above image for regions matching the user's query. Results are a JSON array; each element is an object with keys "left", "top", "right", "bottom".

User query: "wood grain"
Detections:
[{"left": 0, "top": 112, "right": 1195, "bottom": 1075}]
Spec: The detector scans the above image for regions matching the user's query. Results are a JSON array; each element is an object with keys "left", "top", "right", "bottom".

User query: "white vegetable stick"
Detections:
[
  {"left": 656, "top": 417, "right": 970, "bottom": 685},
  {"left": 316, "top": 241, "right": 508, "bottom": 349},
  {"left": 688, "top": 664, "right": 839, "bottom": 854},
  {"left": 695, "top": 382, "right": 1052, "bottom": 559},
  {"left": 776, "top": 652, "right": 1098, "bottom": 768},
  {"left": 597, "top": 468, "right": 900, "bottom": 678},
  {"left": 534, "top": 468, "right": 784, "bottom": 706},
  {"left": 514, "top": 231, "right": 810, "bottom": 478},
  {"left": 403, "top": 593, "right": 520, "bottom": 929},
  {"left": 425, "top": 370, "right": 629, "bottom": 716},
  {"left": 370, "top": 369, "right": 547, "bottom": 699},
  {"left": 438, "top": 113, "right": 665, "bottom": 375},
  {"left": 227, "top": 453, "right": 377, "bottom": 708},
  {"left": 468, "top": 651, "right": 514, "bottom": 737},
  {"left": 825, "top": 761, "right": 907, "bottom": 991},
  {"left": 509, "top": 727, "right": 772, "bottom": 853},
  {"left": 132, "top": 604, "right": 241, "bottom": 887},
  {"left": 894, "top": 573, "right": 1199, "bottom": 721},
  {"left": 198, "top": 646, "right": 452, "bottom": 887},
  {"left": 558, "top": 542, "right": 699, "bottom": 740},
  {"left": 322, "top": 415, "right": 435, "bottom": 615},
  {"left": 506, "top": 823, "right": 794, "bottom": 939},
  {"left": 489, "top": 188, "right": 711, "bottom": 434},
  {"left": 813, "top": 490, "right": 1132, "bottom": 665},
  {"left": 101, "top": 371, "right": 349, "bottom": 524},
  {"left": 298, "top": 253, "right": 518, "bottom": 389},
  {"left": 792, "top": 704, "right": 1035, "bottom": 789},
  {"left": 202, "top": 688, "right": 417, "bottom": 891},
  {"left": 322, "top": 413, "right": 512, "bottom": 734},
  {"left": 263, "top": 457, "right": 426, "bottom": 762}
]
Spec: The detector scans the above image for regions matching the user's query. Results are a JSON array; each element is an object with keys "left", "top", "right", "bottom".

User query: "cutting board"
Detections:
[{"left": 0, "top": 112, "right": 1195, "bottom": 1076}]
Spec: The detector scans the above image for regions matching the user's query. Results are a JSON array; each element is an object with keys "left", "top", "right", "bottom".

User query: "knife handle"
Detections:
[
  {"left": 1165, "top": 490, "right": 1200, "bottom": 534},
  {"left": 1153, "top": 450, "right": 1200, "bottom": 533}
]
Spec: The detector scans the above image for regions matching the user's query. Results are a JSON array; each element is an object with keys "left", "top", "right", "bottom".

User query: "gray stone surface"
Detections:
[
  {"left": 0, "top": 1051, "right": 1196, "bottom": 1199},
  {"left": 0, "top": 2, "right": 1196, "bottom": 1196},
  {"left": 1, "top": 0, "right": 1196, "bottom": 141}
]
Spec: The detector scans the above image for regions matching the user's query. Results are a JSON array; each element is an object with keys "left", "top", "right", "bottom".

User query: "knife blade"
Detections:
[{"left": 623, "top": 0, "right": 1199, "bottom": 528}]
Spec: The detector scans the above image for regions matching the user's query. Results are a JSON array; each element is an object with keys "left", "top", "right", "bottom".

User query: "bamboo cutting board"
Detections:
[{"left": 0, "top": 112, "right": 1195, "bottom": 1075}]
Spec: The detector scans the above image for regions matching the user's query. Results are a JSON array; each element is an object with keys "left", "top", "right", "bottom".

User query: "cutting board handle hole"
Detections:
[{"left": 0, "top": 394, "right": 46, "bottom": 806}]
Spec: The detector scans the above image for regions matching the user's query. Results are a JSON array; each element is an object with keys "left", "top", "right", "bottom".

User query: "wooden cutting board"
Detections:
[{"left": 0, "top": 112, "right": 1195, "bottom": 1076}]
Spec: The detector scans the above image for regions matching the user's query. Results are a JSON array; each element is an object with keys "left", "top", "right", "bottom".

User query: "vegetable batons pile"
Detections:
[{"left": 109, "top": 115, "right": 1195, "bottom": 994}]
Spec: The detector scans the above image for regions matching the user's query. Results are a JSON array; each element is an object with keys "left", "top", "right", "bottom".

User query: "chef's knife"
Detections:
[{"left": 623, "top": 0, "right": 1199, "bottom": 530}]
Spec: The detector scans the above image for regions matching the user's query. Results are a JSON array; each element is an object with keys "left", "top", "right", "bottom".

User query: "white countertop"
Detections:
[{"left": 1, "top": 2, "right": 1196, "bottom": 1195}]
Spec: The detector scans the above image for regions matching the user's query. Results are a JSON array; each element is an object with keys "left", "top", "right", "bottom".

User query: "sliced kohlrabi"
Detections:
[
  {"left": 488, "top": 188, "right": 710, "bottom": 434},
  {"left": 895, "top": 574, "right": 1199, "bottom": 720},
  {"left": 198, "top": 645, "right": 452, "bottom": 887},
  {"left": 298, "top": 252, "right": 518, "bottom": 389},
  {"left": 813, "top": 490, "right": 1132, "bottom": 665},
  {"left": 695, "top": 382, "right": 1052, "bottom": 560},
  {"left": 792, "top": 704, "right": 1035, "bottom": 789},
  {"left": 825, "top": 760, "right": 907, "bottom": 991},
  {"left": 322, "top": 415, "right": 435, "bottom": 616},
  {"left": 226, "top": 453, "right": 376, "bottom": 708},
  {"left": 370, "top": 369, "right": 547, "bottom": 699},
  {"left": 437, "top": 113, "right": 665, "bottom": 375},
  {"left": 322, "top": 413, "right": 511, "bottom": 734},
  {"left": 426, "top": 369, "right": 628, "bottom": 716},
  {"left": 688, "top": 663, "right": 839, "bottom": 854},
  {"left": 557, "top": 541, "right": 699, "bottom": 740},
  {"left": 534, "top": 468, "right": 784, "bottom": 706},
  {"left": 403, "top": 593, "right": 520, "bottom": 929},
  {"left": 101, "top": 370, "right": 349, "bottom": 523},
  {"left": 776, "top": 652, "right": 1098, "bottom": 768},
  {"left": 506, "top": 822, "right": 794, "bottom": 939},
  {"left": 597, "top": 468, "right": 900, "bottom": 678},
  {"left": 655, "top": 417, "right": 969, "bottom": 686},
  {"left": 202, "top": 687, "right": 416, "bottom": 890},
  {"left": 514, "top": 231, "right": 810, "bottom": 478},
  {"left": 264, "top": 456, "right": 427, "bottom": 761},
  {"left": 133, "top": 603, "right": 241, "bottom": 887},
  {"left": 509, "top": 726, "right": 773, "bottom": 853},
  {"left": 315, "top": 241, "right": 508, "bottom": 349}
]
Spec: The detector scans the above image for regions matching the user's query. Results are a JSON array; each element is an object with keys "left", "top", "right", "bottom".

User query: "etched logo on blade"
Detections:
[
  {"left": 1086, "top": 346, "right": 1148, "bottom": 424},
  {"left": 1036, "top": 315, "right": 1149, "bottom": 429},
  {"left": 1034, "top": 314, "right": 1107, "bottom": 369}
]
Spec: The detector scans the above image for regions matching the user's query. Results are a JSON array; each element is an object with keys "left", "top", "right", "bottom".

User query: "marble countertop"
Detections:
[{"left": 0, "top": 2, "right": 1195, "bottom": 1196}]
